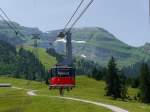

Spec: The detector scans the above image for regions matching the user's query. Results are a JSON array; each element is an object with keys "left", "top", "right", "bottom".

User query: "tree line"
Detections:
[
  {"left": 0, "top": 41, "right": 46, "bottom": 81},
  {"left": 90, "top": 56, "right": 150, "bottom": 103}
]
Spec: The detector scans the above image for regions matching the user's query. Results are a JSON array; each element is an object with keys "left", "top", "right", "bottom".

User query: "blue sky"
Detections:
[{"left": 0, "top": 0, "right": 149, "bottom": 46}]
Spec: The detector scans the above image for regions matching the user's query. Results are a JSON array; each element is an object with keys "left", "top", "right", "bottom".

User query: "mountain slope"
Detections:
[
  {"left": 0, "top": 20, "right": 44, "bottom": 45},
  {"left": 0, "top": 20, "right": 149, "bottom": 67},
  {"left": 21, "top": 46, "right": 57, "bottom": 69},
  {"left": 51, "top": 27, "right": 150, "bottom": 67}
]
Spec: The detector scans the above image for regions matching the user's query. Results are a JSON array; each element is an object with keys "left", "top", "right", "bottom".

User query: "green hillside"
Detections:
[
  {"left": 0, "top": 18, "right": 150, "bottom": 68},
  {"left": 52, "top": 27, "right": 150, "bottom": 67},
  {"left": 0, "top": 76, "right": 150, "bottom": 112},
  {"left": 21, "top": 46, "right": 57, "bottom": 69}
]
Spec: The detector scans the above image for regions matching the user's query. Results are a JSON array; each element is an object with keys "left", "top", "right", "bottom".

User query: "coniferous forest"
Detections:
[{"left": 0, "top": 41, "right": 46, "bottom": 81}]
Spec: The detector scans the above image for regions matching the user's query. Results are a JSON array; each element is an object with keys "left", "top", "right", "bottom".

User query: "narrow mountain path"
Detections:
[
  {"left": 27, "top": 90, "right": 37, "bottom": 96},
  {"left": 27, "top": 90, "right": 129, "bottom": 112}
]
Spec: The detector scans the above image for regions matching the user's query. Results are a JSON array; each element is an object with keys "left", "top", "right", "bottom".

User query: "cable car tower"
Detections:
[
  {"left": 29, "top": 34, "right": 41, "bottom": 84},
  {"left": 49, "top": 0, "right": 94, "bottom": 96},
  {"left": 32, "top": 34, "right": 40, "bottom": 58}
]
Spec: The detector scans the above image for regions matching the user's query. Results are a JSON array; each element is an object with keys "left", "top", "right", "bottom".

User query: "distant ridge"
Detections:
[{"left": 0, "top": 20, "right": 149, "bottom": 68}]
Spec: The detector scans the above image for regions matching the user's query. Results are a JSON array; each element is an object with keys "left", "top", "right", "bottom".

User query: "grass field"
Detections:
[
  {"left": 0, "top": 88, "right": 112, "bottom": 112},
  {"left": 0, "top": 77, "right": 111, "bottom": 112},
  {"left": 0, "top": 76, "right": 150, "bottom": 112}
]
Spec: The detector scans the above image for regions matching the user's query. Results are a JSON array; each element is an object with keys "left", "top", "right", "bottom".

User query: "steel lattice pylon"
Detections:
[{"left": 32, "top": 34, "right": 40, "bottom": 59}]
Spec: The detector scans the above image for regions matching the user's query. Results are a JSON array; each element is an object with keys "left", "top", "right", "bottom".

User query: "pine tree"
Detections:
[
  {"left": 139, "top": 63, "right": 150, "bottom": 103},
  {"left": 92, "top": 67, "right": 98, "bottom": 79},
  {"left": 120, "top": 72, "right": 128, "bottom": 100},
  {"left": 105, "top": 57, "right": 121, "bottom": 98},
  {"left": 101, "top": 67, "right": 107, "bottom": 80},
  {"left": 131, "top": 77, "right": 139, "bottom": 88}
]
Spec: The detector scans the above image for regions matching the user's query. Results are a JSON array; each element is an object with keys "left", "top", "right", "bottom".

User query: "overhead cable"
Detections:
[
  {"left": 63, "top": 0, "right": 85, "bottom": 31},
  {"left": 0, "top": 8, "right": 26, "bottom": 38},
  {"left": 70, "top": 0, "right": 94, "bottom": 31}
]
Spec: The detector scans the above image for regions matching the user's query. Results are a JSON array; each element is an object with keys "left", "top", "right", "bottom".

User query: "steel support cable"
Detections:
[
  {"left": 0, "top": 14, "right": 18, "bottom": 34},
  {"left": 69, "top": 0, "right": 94, "bottom": 31},
  {"left": 0, "top": 8, "right": 18, "bottom": 30},
  {"left": 0, "top": 8, "right": 26, "bottom": 38},
  {"left": 63, "top": 0, "right": 85, "bottom": 31}
]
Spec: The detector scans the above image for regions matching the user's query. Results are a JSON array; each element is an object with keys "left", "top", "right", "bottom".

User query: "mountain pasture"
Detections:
[{"left": 0, "top": 76, "right": 150, "bottom": 112}]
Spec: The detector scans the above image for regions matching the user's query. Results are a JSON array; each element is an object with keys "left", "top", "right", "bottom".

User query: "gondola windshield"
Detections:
[{"left": 50, "top": 67, "right": 75, "bottom": 77}]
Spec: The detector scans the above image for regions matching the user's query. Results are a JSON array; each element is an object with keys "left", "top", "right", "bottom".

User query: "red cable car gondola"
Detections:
[
  {"left": 48, "top": 0, "right": 94, "bottom": 95},
  {"left": 48, "top": 65, "right": 75, "bottom": 95},
  {"left": 49, "top": 65, "right": 75, "bottom": 88}
]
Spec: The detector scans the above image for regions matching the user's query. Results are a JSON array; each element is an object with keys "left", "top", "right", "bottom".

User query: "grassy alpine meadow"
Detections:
[
  {"left": 37, "top": 76, "right": 150, "bottom": 112},
  {"left": 0, "top": 88, "right": 30, "bottom": 112},
  {"left": 0, "top": 89, "right": 111, "bottom": 112},
  {"left": 0, "top": 78, "right": 111, "bottom": 112},
  {"left": 25, "top": 96, "right": 111, "bottom": 112},
  {"left": 0, "top": 76, "right": 150, "bottom": 112},
  {"left": 17, "top": 46, "right": 57, "bottom": 69}
]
